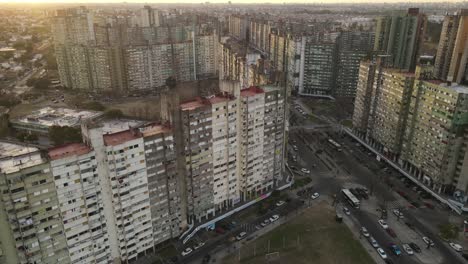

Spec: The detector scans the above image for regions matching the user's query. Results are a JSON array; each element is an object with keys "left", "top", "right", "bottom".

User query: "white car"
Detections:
[
  {"left": 181, "top": 247, "right": 193, "bottom": 256},
  {"left": 343, "top": 207, "right": 350, "bottom": 215},
  {"left": 369, "top": 236, "right": 379, "bottom": 248},
  {"left": 311, "top": 192, "right": 320, "bottom": 199},
  {"left": 377, "top": 248, "right": 387, "bottom": 259},
  {"left": 276, "top": 200, "right": 285, "bottom": 207},
  {"left": 378, "top": 219, "right": 389, "bottom": 229},
  {"left": 393, "top": 209, "right": 404, "bottom": 219},
  {"left": 236, "top": 232, "right": 247, "bottom": 241},
  {"left": 193, "top": 242, "right": 205, "bottom": 250},
  {"left": 269, "top": 214, "right": 280, "bottom": 222},
  {"left": 361, "top": 227, "right": 370, "bottom": 237},
  {"left": 449, "top": 242, "right": 463, "bottom": 252},
  {"left": 422, "top": 236, "right": 434, "bottom": 247},
  {"left": 260, "top": 219, "right": 270, "bottom": 227},
  {"left": 402, "top": 244, "right": 414, "bottom": 255},
  {"left": 301, "top": 168, "right": 310, "bottom": 174}
]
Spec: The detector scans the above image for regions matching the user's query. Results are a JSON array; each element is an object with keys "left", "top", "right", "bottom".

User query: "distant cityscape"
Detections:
[{"left": 1, "top": 2, "right": 468, "bottom": 264}]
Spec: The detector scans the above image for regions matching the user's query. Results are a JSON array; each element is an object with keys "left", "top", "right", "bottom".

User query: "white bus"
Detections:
[
  {"left": 342, "top": 189, "right": 360, "bottom": 209},
  {"left": 328, "top": 138, "right": 342, "bottom": 152}
]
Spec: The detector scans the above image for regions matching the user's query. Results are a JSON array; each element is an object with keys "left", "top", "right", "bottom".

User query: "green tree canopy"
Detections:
[{"left": 48, "top": 126, "right": 82, "bottom": 146}]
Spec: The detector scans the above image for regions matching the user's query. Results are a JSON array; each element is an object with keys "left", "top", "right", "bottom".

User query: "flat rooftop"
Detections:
[
  {"left": 140, "top": 123, "right": 172, "bottom": 137},
  {"left": 180, "top": 94, "right": 235, "bottom": 111},
  {"left": 14, "top": 107, "right": 103, "bottom": 128},
  {"left": 241, "top": 86, "right": 264, "bottom": 97},
  {"left": 0, "top": 142, "right": 44, "bottom": 174},
  {"left": 48, "top": 143, "right": 92, "bottom": 160},
  {"left": 427, "top": 81, "right": 468, "bottom": 94},
  {"left": 100, "top": 119, "right": 148, "bottom": 134}
]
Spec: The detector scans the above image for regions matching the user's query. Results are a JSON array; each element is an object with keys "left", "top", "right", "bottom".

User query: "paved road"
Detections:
[{"left": 291, "top": 98, "right": 466, "bottom": 264}]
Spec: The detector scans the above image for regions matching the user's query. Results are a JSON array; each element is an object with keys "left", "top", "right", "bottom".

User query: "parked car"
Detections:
[
  {"left": 450, "top": 242, "right": 463, "bottom": 252},
  {"left": 194, "top": 242, "right": 205, "bottom": 250},
  {"left": 402, "top": 244, "right": 414, "bottom": 255},
  {"left": 422, "top": 236, "right": 435, "bottom": 247},
  {"left": 409, "top": 242, "right": 421, "bottom": 253},
  {"left": 255, "top": 225, "right": 262, "bottom": 230},
  {"left": 215, "top": 227, "right": 225, "bottom": 234},
  {"left": 260, "top": 219, "right": 270, "bottom": 227},
  {"left": 386, "top": 228, "right": 397, "bottom": 238},
  {"left": 393, "top": 209, "right": 404, "bottom": 219},
  {"left": 181, "top": 247, "right": 193, "bottom": 256},
  {"left": 301, "top": 168, "right": 310, "bottom": 174},
  {"left": 361, "top": 227, "right": 370, "bottom": 237},
  {"left": 269, "top": 214, "right": 280, "bottom": 222},
  {"left": 311, "top": 192, "right": 320, "bottom": 199},
  {"left": 389, "top": 243, "right": 402, "bottom": 256},
  {"left": 378, "top": 219, "right": 389, "bottom": 229},
  {"left": 276, "top": 200, "right": 285, "bottom": 207},
  {"left": 236, "top": 232, "right": 247, "bottom": 241},
  {"left": 368, "top": 236, "right": 379, "bottom": 248},
  {"left": 377, "top": 248, "right": 388, "bottom": 259},
  {"left": 343, "top": 207, "right": 350, "bottom": 215}
]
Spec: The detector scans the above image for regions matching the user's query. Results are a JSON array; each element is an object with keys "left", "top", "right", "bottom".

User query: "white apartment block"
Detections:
[{"left": 48, "top": 143, "right": 111, "bottom": 264}]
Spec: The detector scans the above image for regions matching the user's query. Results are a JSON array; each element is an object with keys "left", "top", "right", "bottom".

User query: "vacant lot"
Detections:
[{"left": 223, "top": 201, "right": 374, "bottom": 264}]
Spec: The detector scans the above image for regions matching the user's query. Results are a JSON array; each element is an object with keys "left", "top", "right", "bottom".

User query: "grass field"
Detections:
[{"left": 222, "top": 201, "right": 374, "bottom": 264}]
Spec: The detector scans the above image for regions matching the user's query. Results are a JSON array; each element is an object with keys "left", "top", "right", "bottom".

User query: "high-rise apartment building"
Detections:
[
  {"left": 0, "top": 143, "right": 70, "bottom": 264},
  {"left": 434, "top": 9, "right": 468, "bottom": 84},
  {"left": 374, "top": 8, "right": 426, "bottom": 71},
  {"left": 300, "top": 39, "right": 337, "bottom": 97},
  {"left": 352, "top": 63, "right": 468, "bottom": 198},
  {"left": 228, "top": 15, "right": 249, "bottom": 40},
  {"left": 335, "top": 31, "right": 374, "bottom": 97},
  {"left": 51, "top": 7, "right": 217, "bottom": 92},
  {"left": 250, "top": 19, "right": 271, "bottom": 53},
  {"left": 138, "top": 6, "right": 163, "bottom": 27},
  {"left": 48, "top": 143, "right": 111, "bottom": 264}
]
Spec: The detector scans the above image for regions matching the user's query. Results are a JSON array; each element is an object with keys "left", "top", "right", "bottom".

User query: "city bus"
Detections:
[
  {"left": 342, "top": 188, "right": 360, "bottom": 209},
  {"left": 328, "top": 138, "right": 342, "bottom": 152}
]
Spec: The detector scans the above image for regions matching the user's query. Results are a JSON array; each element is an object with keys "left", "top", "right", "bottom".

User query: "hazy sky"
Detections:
[{"left": 0, "top": 0, "right": 463, "bottom": 3}]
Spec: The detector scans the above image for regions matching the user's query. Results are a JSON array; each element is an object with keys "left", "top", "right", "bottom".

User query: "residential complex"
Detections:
[
  {"left": 52, "top": 7, "right": 218, "bottom": 92},
  {"left": 0, "top": 80, "right": 287, "bottom": 263},
  {"left": 352, "top": 61, "right": 468, "bottom": 203}
]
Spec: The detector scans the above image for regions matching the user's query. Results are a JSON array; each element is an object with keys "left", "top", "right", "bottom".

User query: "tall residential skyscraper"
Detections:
[
  {"left": 374, "top": 8, "right": 426, "bottom": 71},
  {"left": 0, "top": 143, "right": 70, "bottom": 264},
  {"left": 335, "top": 31, "right": 374, "bottom": 97},
  {"left": 352, "top": 64, "right": 468, "bottom": 198},
  {"left": 434, "top": 9, "right": 468, "bottom": 84}
]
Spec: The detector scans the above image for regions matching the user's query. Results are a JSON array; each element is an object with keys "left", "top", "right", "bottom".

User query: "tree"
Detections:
[
  {"left": 165, "top": 76, "right": 177, "bottom": 89},
  {"left": 34, "top": 78, "right": 50, "bottom": 90},
  {"left": 438, "top": 223, "right": 459, "bottom": 240},
  {"left": 49, "top": 126, "right": 82, "bottom": 146},
  {"left": 82, "top": 101, "right": 106, "bottom": 111},
  {"left": 104, "top": 109, "right": 124, "bottom": 119},
  {"left": 26, "top": 78, "right": 37, "bottom": 87},
  {"left": 0, "top": 95, "right": 20, "bottom": 108}
]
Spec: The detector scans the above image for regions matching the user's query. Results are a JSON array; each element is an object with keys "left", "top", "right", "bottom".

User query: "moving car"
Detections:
[
  {"left": 393, "top": 209, "right": 404, "bottom": 219},
  {"left": 236, "top": 232, "right": 247, "bottom": 241},
  {"left": 389, "top": 243, "right": 402, "bottom": 256},
  {"left": 194, "top": 242, "right": 205, "bottom": 250},
  {"left": 377, "top": 248, "right": 388, "bottom": 259},
  {"left": 181, "top": 247, "right": 193, "bottom": 256},
  {"left": 402, "top": 244, "right": 414, "bottom": 255},
  {"left": 269, "top": 214, "right": 280, "bottom": 222},
  {"left": 409, "top": 242, "right": 421, "bottom": 253},
  {"left": 378, "top": 219, "right": 389, "bottom": 229},
  {"left": 449, "top": 242, "right": 463, "bottom": 252},
  {"left": 422, "top": 236, "right": 435, "bottom": 247},
  {"left": 311, "top": 192, "right": 320, "bottom": 200},
  {"left": 361, "top": 227, "right": 370, "bottom": 237},
  {"left": 276, "top": 200, "right": 285, "bottom": 207},
  {"left": 301, "top": 168, "right": 310, "bottom": 174}
]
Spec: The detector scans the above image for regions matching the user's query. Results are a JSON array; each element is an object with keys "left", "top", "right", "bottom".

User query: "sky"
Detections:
[{"left": 0, "top": 0, "right": 464, "bottom": 3}]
